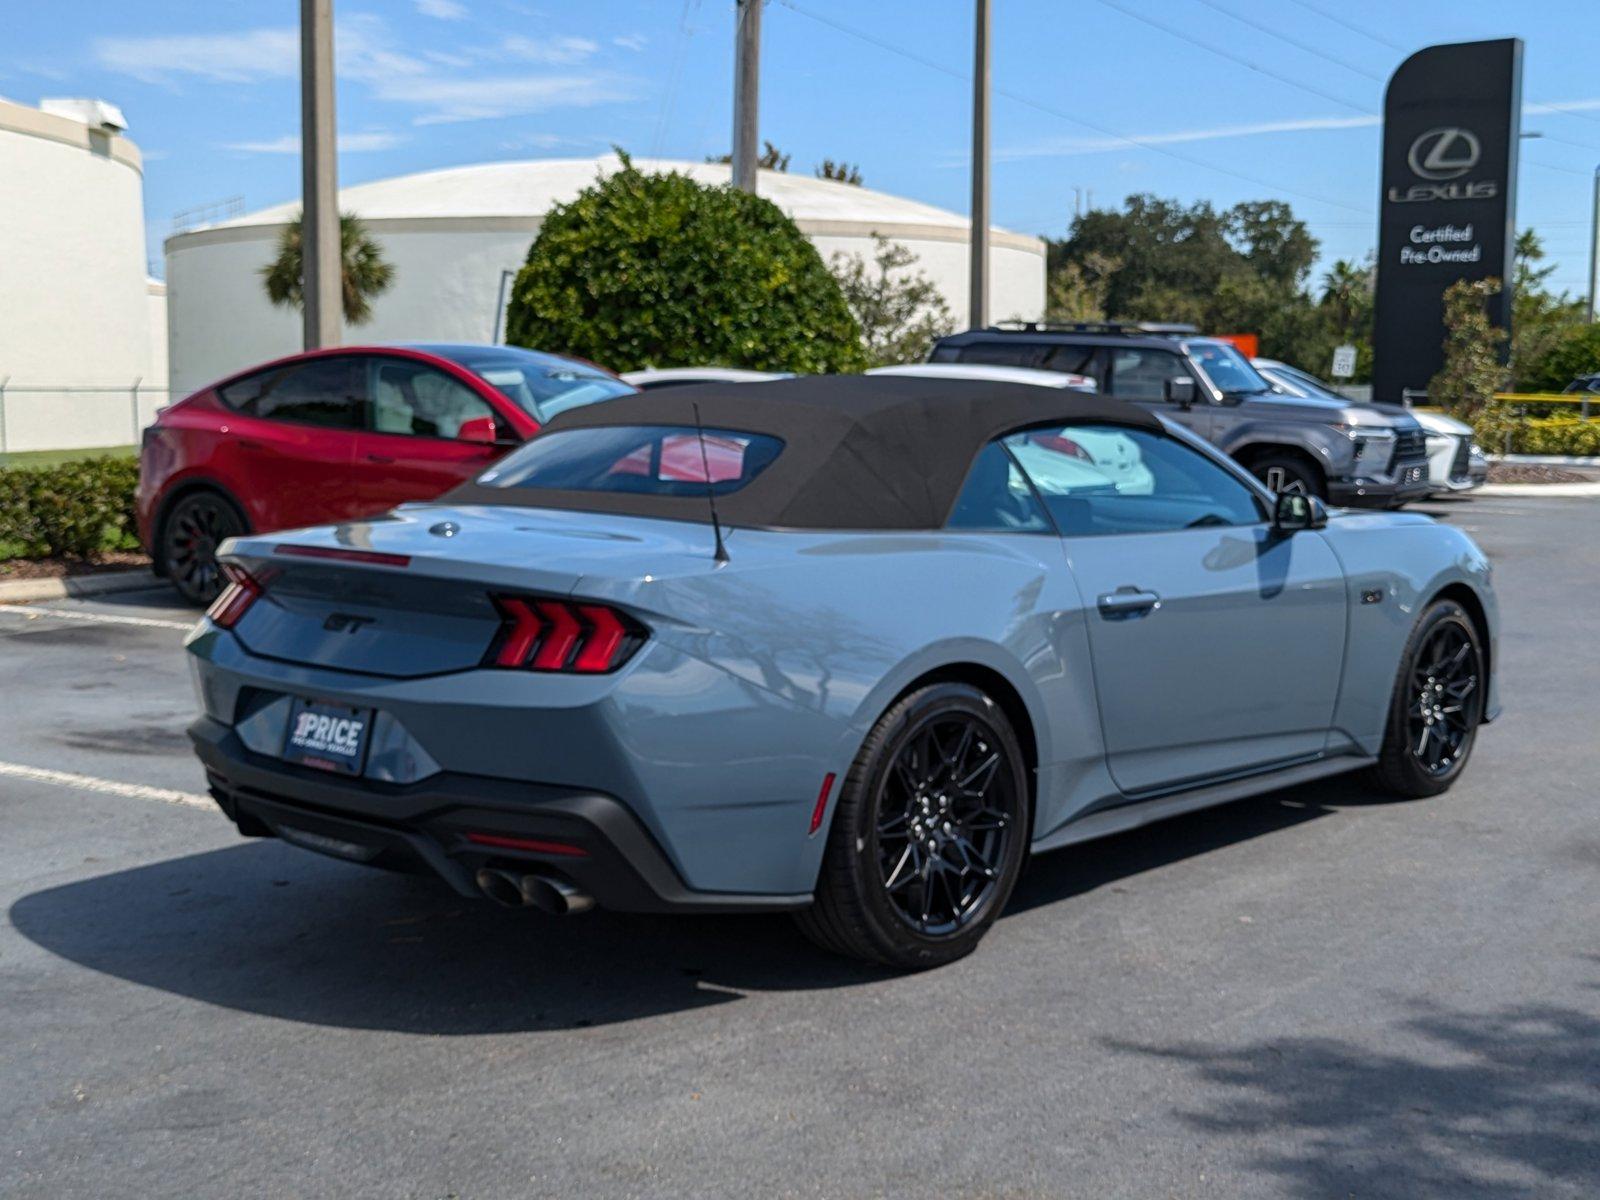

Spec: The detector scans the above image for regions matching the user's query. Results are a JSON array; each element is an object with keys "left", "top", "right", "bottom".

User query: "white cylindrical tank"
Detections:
[
  {"left": 0, "top": 97, "right": 159, "bottom": 452},
  {"left": 165, "top": 155, "right": 1047, "bottom": 396}
]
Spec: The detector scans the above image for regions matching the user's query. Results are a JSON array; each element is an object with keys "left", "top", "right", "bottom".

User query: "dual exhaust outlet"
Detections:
[{"left": 475, "top": 867, "right": 594, "bottom": 916}]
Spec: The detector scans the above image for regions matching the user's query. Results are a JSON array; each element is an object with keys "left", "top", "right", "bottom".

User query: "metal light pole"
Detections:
[
  {"left": 1588, "top": 164, "right": 1600, "bottom": 323},
  {"left": 968, "top": 0, "right": 991, "bottom": 330},
  {"left": 731, "top": 0, "right": 762, "bottom": 193},
  {"left": 300, "top": 0, "right": 341, "bottom": 349}
]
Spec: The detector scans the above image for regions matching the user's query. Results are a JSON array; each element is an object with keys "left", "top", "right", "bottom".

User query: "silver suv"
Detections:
[{"left": 931, "top": 323, "right": 1432, "bottom": 507}]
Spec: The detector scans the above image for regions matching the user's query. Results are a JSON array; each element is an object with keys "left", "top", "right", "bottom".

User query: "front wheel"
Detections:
[
  {"left": 795, "top": 683, "right": 1030, "bottom": 969},
  {"left": 1364, "top": 599, "right": 1485, "bottom": 798},
  {"left": 1249, "top": 452, "right": 1327, "bottom": 500}
]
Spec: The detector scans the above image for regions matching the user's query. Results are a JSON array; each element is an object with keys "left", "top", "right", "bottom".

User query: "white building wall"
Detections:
[
  {"left": 0, "top": 99, "right": 163, "bottom": 452},
  {"left": 166, "top": 222, "right": 539, "bottom": 396},
  {"left": 167, "top": 219, "right": 1047, "bottom": 395}
]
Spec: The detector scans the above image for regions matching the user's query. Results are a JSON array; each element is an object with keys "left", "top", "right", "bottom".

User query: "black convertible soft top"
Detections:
[{"left": 444, "top": 375, "right": 1162, "bottom": 530}]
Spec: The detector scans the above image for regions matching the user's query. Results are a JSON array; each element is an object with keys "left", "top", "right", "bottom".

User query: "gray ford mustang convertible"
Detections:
[{"left": 186, "top": 377, "right": 1499, "bottom": 968}]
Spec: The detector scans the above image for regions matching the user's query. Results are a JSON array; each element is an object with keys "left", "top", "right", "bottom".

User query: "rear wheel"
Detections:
[
  {"left": 1364, "top": 599, "right": 1485, "bottom": 798},
  {"left": 1249, "top": 451, "right": 1327, "bottom": 500},
  {"left": 160, "top": 491, "right": 246, "bottom": 606},
  {"left": 795, "top": 683, "right": 1030, "bottom": 969}
]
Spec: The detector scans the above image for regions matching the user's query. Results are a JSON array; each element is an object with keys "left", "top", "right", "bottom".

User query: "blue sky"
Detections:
[{"left": 6, "top": 0, "right": 1599, "bottom": 296}]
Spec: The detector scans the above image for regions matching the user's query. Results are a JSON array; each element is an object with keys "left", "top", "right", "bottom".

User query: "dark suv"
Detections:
[{"left": 931, "top": 324, "right": 1432, "bottom": 507}]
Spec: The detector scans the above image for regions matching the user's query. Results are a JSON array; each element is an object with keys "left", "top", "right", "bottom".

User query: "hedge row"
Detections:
[
  {"left": 0, "top": 456, "right": 141, "bottom": 559},
  {"left": 1487, "top": 417, "right": 1600, "bottom": 457}
]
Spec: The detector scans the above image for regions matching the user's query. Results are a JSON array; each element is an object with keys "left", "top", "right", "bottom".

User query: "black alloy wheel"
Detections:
[
  {"left": 1405, "top": 619, "right": 1481, "bottom": 777},
  {"left": 161, "top": 492, "right": 245, "bottom": 606},
  {"left": 1365, "top": 599, "right": 1485, "bottom": 798},
  {"left": 1251, "top": 452, "right": 1327, "bottom": 500},
  {"left": 796, "top": 682, "right": 1030, "bottom": 968}
]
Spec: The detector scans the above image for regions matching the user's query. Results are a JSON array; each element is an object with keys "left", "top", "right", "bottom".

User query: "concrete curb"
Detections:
[
  {"left": 1475, "top": 483, "right": 1600, "bottom": 498},
  {"left": 0, "top": 569, "right": 162, "bottom": 605},
  {"left": 1489, "top": 453, "right": 1600, "bottom": 467}
]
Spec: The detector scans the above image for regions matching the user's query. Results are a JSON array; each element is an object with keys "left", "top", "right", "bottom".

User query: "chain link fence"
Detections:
[{"left": 0, "top": 381, "right": 171, "bottom": 455}]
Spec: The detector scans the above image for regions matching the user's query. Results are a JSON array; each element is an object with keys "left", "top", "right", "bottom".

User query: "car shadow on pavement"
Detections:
[
  {"left": 10, "top": 776, "right": 1402, "bottom": 1035},
  {"left": 1105, "top": 992, "right": 1600, "bottom": 1197}
]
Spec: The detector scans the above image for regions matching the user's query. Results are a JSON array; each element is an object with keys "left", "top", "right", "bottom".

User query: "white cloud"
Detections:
[
  {"left": 498, "top": 35, "right": 599, "bottom": 65},
  {"left": 997, "top": 115, "right": 1379, "bottom": 161},
  {"left": 416, "top": 0, "right": 468, "bottom": 18},
  {"left": 223, "top": 131, "right": 406, "bottom": 154},
  {"left": 388, "top": 74, "right": 629, "bottom": 124},
  {"left": 93, "top": 27, "right": 299, "bottom": 84},
  {"left": 613, "top": 34, "right": 647, "bottom": 52},
  {"left": 92, "top": 15, "right": 427, "bottom": 85}
]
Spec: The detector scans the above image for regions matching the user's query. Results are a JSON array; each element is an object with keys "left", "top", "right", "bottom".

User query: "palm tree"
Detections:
[{"left": 260, "top": 212, "right": 395, "bottom": 325}]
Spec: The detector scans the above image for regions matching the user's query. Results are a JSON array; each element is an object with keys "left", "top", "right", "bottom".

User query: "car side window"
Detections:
[
  {"left": 945, "top": 442, "right": 1051, "bottom": 533},
  {"left": 217, "top": 366, "right": 284, "bottom": 411},
  {"left": 1004, "top": 424, "right": 1265, "bottom": 536},
  {"left": 1039, "top": 344, "right": 1098, "bottom": 377},
  {"left": 367, "top": 358, "right": 497, "bottom": 440},
  {"left": 253, "top": 358, "right": 364, "bottom": 429},
  {"left": 953, "top": 341, "right": 1043, "bottom": 368},
  {"left": 1107, "top": 348, "right": 1186, "bottom": 401}
]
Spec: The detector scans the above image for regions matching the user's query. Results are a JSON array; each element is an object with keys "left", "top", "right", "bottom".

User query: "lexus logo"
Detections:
[{"left": 1407, "top": 127, "right": 1481, "bottom": 181}]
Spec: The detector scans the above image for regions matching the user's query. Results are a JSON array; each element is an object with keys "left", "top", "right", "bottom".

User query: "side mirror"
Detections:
[
  {"left": 1164, "top": 376, "right": 1197, "bottom": 408},
  {"left": 457, "top": 415, "right": 497, "bottom": 444},
  {"left": 1274, "top": 491, "right": 1328, "bottom": 533}
]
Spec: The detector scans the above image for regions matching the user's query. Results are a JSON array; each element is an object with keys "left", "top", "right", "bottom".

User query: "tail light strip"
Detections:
[
  {"left": 206, "top": 563, "right": 262, "bottom": 629},
  {"left": 489, "top": 595, "right": 644, "bottom": 674}
]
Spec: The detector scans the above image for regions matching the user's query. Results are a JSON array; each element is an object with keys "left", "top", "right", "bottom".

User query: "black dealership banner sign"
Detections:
[{"left": 1372, "top": 38, "right": 1521, "bottom": 403}]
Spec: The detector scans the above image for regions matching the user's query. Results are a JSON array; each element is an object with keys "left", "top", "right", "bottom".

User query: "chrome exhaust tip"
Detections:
[
  {"left": 519, "top": 873, "right": 595, "bottom": 916},
  {"left": 475, "top": 867, "right": 528, "bottom": 909}
]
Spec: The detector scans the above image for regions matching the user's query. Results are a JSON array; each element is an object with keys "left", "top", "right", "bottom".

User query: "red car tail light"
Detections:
[
  {"left": 207, "top": 562, "right": 263, "bottom": 629},
  {"left": 487, "top": 596, "right": 644, "bottom": 673}
]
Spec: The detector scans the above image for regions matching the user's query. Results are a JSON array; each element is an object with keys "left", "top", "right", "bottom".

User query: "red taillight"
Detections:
[
  {"left": 464, "top": 831, "right": 588, "bottom": 858},
  {"left": 487, "top": 596, "right": 642, "bottom": 673},
  {"left": 206, "top": 563, "right": 262, "bottom": 629},
  {"left": 274, "top": 544, "right": 412, "bottom": 568}
]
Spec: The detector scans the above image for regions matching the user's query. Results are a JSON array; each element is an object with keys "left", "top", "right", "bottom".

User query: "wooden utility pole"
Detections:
[{"left": 300, "top": 0, "right": 341, "bottom": 348}]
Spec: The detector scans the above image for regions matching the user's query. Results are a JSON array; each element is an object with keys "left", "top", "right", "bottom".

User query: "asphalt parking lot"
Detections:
[{"left": 2, "top": 494, "right": 1597, "bottom": 1199}]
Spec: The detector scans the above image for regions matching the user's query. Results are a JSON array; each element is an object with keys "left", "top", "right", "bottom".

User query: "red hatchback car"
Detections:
[{"left": 137, "top": 344, "right": 635, "bottom": 603}]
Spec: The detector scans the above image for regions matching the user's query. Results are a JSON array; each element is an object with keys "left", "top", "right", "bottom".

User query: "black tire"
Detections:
[
  {"left": 1363, "top": 599, "right": 1486, "bottom": 798},
  {"left": 1250, "top": 452, "right": 1327, "bottom": 500},
  {"left": 160, "top": 491, "right": 246, "bottom": 606},
  {"left": 794, "top": 682, "right": 1030, "bottom": 969}
]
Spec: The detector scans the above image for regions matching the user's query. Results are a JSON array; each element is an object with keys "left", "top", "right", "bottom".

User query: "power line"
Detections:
[
  {"left": 1184, "top": 0, "right": 1384, "bottom": 82},
  {"left": 1281, "top": 0, "right": 1407, "bottom": 52},
  {"left": 1088, "top": 0, "right": 1374, "bottom": 115},
  {"left": 774, "top": 0, "right": 1371, "bottom": 215}
]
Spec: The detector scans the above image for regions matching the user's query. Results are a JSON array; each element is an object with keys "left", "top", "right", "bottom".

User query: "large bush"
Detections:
[
  {"left": 0, "top": 457, "right": 140, "bottom": 559},
  {"left": 505, "top": 153, "right": 866, "bottom": 374},
  {"left": 1518, "top": 322, "right": 1600, "bottom": 394}
]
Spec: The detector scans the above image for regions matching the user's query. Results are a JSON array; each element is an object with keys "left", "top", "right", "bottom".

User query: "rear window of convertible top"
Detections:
[{"left": 475, "top": 425, "right": 785, "bottom": 497}]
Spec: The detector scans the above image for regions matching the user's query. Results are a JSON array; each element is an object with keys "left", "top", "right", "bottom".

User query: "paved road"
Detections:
[{"left": 2, "top": 497, "right": 1597, "bottom": 1199}]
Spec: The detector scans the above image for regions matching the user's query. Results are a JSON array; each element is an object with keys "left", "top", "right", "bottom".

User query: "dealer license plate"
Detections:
[{"left": 283, "top": 698, "right": 373, "bottom": 775}]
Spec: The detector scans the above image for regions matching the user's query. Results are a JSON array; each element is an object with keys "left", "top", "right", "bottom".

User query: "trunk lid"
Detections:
[{"left": 221, "top": 504, "right": 721, "bottom": 678}]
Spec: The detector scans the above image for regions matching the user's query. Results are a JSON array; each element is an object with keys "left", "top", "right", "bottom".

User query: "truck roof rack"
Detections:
[{"left": 984, "top": 320, "right": 1200, "bottom": 336}]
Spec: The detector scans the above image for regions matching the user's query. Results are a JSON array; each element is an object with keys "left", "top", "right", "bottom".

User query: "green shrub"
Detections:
[
  {"left": 505, "top": 151, "right": 866, "bottom": 374},
  {"left": 1519, "top": 322, "right": 1600, "bottom": 394},
  {"left": 1475, "top": 414, "right": 1600, "bottom": 457},
  {"left": 0, "top": 456, "right": 140, "bottom": 560}
]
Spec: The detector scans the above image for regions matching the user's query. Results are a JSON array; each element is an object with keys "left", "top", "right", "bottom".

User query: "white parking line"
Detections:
[
  {"left": 0, "top": 760, "right": 212, "bottom": 809},
  {"left": 0, "top": 604, "right": 195, "bottom": 632}
]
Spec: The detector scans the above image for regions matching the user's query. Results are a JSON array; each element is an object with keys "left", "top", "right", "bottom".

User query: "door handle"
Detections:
[
  {"left": 365, "top": 454, "right": 395, "bottom": 464},
  {"left": 1097, "top": 587, "right": 1161, "bottom": 619},
  {"left": 237, "top": 438, "right": 265, "bottom": 451}
]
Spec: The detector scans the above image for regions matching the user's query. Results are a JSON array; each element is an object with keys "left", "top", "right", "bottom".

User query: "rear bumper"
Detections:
[{"left": 189, "top": 716, "right": 811, "bottom": 915}]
